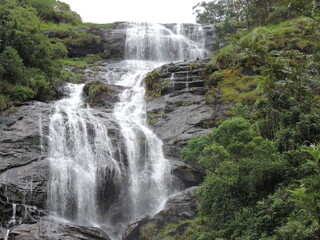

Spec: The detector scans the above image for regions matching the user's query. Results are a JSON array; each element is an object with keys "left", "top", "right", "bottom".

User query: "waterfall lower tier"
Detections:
[{"left": 47, "top": 84, "right": 121, "bottom": 226}]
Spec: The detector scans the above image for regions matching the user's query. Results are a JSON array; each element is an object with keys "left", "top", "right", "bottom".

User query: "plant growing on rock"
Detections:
[
  {"left": 144, "top": 70, "right": 169, "bottom": 99},
  {"left": 83, "top": 81, "right": 110, "bottom": 106}
]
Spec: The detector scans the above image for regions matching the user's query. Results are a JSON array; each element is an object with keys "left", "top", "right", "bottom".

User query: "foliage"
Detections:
[
  {"left": 83, "top": 81, "right": 110, "bottom": 106},
  {"left": 180, "top": 5, "right": 320, "bottom": 239},
  {"left": 181, "top": 135, "right": 210, "bottom": 163},
  {"left": 140, "top": 223, "right": 156, "bottom": 240},
  {"left": 0, "top": 0, "right": 111, "bottom": 110},
  {"left": 144, "top": 70, "right": 169, "bottom": 99},
  {"left": 193, "top": 0, "right": 319, "bottom": 27}
]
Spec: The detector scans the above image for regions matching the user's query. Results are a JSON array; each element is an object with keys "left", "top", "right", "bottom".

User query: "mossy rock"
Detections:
[
  {"left": 144, "top": 70, "right": 169, "bottom": 99},
  {"left": 83, "top": 81, "right": 111, "bottom": 106},
  {"left": 205, "top": 89, "right": 220, "bottom": 105}
]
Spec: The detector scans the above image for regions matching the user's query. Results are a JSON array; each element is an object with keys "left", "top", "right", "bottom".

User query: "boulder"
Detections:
[
  {"left": 122, "top": 187, "right": 198, "bottom": 240},
  {"left": 171, "top": 160, "right": 204, "bottom": 188},
  {"left": 7, "top": 221, "right": 111, "bottom": 240}
]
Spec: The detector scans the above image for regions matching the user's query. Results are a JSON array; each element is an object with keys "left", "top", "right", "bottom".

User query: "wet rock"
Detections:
[
  {"left": 8, "top": 221, "right": 111, "bottom": 240},
  {"left": 83, "top": 80, "right": 125, "bottom": 108},
  {"left": 147, "top": 59, "right": 229, "bottom": 159},
  {"left": 122, "top": 215, "right": 151, "bottom": 240},
  {"left": 0, "top": 102, "right": 50, "bottom": 208},
  {"left": 0, "top": 159, "right": 49, "bottom": 208},
  {"left": 171, "top": 160, "right": 204, "bottom": 188},
  {"left": 55, "top": 81, "right": 73, "bottom": 99},
  {"left": 122, "top": 187, "right": 198, "bottom": 240},
  {"left": 0, "top": 201, "right": 46, "bottom": 228}
]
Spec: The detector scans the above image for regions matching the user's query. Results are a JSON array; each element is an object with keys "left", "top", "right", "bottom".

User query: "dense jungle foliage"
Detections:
[
  {"left": 168, "top": 0, "right": 320, "bottom": 239},
  {"left": 0, "top": 0, "right": 110, "bottom": 111}
]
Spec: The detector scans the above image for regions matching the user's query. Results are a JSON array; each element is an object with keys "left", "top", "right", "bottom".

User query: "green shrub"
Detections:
[
  {"left": 140, "top": 223, "right": 155, "bottom": 240},
  {"left": 205, "top": 89, "right": 220, "bottom": 104},
  {"left": 50, "top": 42, "right": 68, "bottom": 58},
  {"left": 0, "top": 94, "right": 10, "bottom": 111},
  {"left": 206, "top": 71, "right": 225, "bottom": 87},
  {"left": 144, "top": 70, "right": 169, "bottom": 98},
  {"left": 10, "top": 85, "right": 36, "bottom": 102},
  {"left": 83, "top": 81, "right": 110, "bottom": 106}
]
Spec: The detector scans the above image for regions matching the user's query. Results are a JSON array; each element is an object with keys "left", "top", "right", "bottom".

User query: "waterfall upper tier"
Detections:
[
  {"left": 124, "top": 22, "right": 209, "bottom": 61},
  {"left": 49, "top": 22, "right": 214, "bottom": 59}
]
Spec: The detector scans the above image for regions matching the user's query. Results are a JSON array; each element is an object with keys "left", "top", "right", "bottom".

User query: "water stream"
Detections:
[{"left": 46, "top": 22, "right": 209, "bottom": 238}]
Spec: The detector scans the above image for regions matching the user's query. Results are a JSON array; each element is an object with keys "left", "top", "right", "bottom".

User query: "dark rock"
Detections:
[
  {"left": 0, "top": 102, "right": 50, "bottom": 207},
  {"left": 55, "top": 81, "right": 73, "bottom": 99},
  {"left": 122, "top": 187, "right": 198, "bottom": 240},
  {"left": 0, "top": 102, "right": 49, "bottom": 174},
  {"left": 8, "top": 221, "right": 111, "bottom": 240},
  {"left": 171, "top": 160, "right": 204, "bottom": 188},
  {"left": 0, "top": 159, "right": 49, "bottom": 208},
  {"left": 147, "top": 59, "right": 230, "bottom": 160},
  {"left": 0, "top": 102, "right": 51, "bottom": 208},
  {"left": 122, "top": 215, "right": 151, "bottom": 240},
  {"left": 0, "top": 201, "right": 47, "bottom": 228},
  {"left": 83, "top": 81, "right": 125, "bottom": 108}
]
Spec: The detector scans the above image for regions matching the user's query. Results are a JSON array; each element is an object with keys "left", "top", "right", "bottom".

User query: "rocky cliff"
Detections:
[{"left": 0, "top": 22, "right": 219, "bottom": 239}]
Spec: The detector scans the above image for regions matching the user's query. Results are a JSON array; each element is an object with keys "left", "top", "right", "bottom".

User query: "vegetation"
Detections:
[
  {"left": 83, "top": 80, "right": 110, "bottom": 106},
  {"left": 0, "top": 0, "right": 113, "bottom": 112},
  {"left": 150, "top": 1, "right": 320, "bottom": 240},
  {"left": 144, "top": 70, "right": 170, "bottom": 99}
]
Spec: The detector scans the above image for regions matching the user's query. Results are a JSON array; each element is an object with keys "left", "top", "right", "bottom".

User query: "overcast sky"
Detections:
[{"left": 60, "top": 0, "right": 207, "bottom": 24}]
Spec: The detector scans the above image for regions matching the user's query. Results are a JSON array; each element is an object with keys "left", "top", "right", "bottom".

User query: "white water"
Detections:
[
  {"left": 108, "top": 23, "right": 209, "bottom": 225},
  {"left": 46, "top": 22, "right": 208, "bottom": 237},
  {"left": 112, "top": 60, "right": 170, "bottom": 221},
  {"left": 47, "top": 84, "right": 121, "bottom": 225},
  {"left": 4, "top": 229, "right": 9, "bottom": 240}
]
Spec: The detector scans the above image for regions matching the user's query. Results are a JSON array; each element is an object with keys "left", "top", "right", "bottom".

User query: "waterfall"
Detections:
[
  {"left": 46, "top": 22, "right": 208, "bottom": 238},
  {"left": 47, "top": 84, "right": 121, "bottom": 225},
  {"left": 125, "top": 22, "right": 208, "bottom": 61}
]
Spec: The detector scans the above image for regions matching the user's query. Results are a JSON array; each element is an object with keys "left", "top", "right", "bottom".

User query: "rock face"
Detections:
[
  {"left": 5, "top": 221, "right": 111, "bottom": 240},
  {"left": 147, "top": 59, "right": 229, "bottom": 159},
  {"left": 0, "top": 87, "right": 118, "bottom": 239},
  {"left": 122, "top": 187, "right": 198, "bottom": 240},
  {"left": 0, "top": 102, "right": 50, "bottom": 208}
]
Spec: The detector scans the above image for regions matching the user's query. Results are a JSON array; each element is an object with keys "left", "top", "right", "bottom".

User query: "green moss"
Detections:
[
  {"left": 211, "top": 44, "right": 237, "bottom": 69},
  {"left": 189, "top": 63, "right": 198, "bottom": 70},
  {"left": 83, "top": 81, "right": 110, "bottom": 106},
  {"left": 144, "top": 70, "right": 169, "bottom": 99},
  {"left": 218, "top": 71, "right": 263, "bottom": 105},
  {"left": 210, "top": 17, "right": 317, "bottom": 72},
  {"left": 205, "top": 71, "right": 225, "bottom": 87},
  {"left": 242, "top": 17, "right": 317, "bottom": 53},
  {"left": 147, "top": 110, "right": 164, "bottom": 125},
  {"left": 140, "top": 223, "right": 156, "bottom": 240},
  {"left": 7, "top": 106, "right": 17, "bottom": 114},
  {"left": 205, "top": 89, "right": 220, "bottom": 104},
  {"left": 0, "top": 94, "right": 10, "bottom": 111}
]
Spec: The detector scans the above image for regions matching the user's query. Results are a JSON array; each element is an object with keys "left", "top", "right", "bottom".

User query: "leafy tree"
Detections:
[{"left": 0, "top": 46, "right": 26, "bottom": 84}]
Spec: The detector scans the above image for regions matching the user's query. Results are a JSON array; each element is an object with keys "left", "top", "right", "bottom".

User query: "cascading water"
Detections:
[
  {"left": 47, "top": 84, "right": 121, "bottom": 225},
  {"left": 46, "top": 22, "right": 209, "bottom": 239},
  {"left": 107, "top": 22, "right": 209, "bottom": 227}
]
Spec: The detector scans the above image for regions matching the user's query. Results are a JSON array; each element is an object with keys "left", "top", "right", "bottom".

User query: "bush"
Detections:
[
  {"left": 50, "top": 42, "right": 68, "bottom": 58},
  {"left": 140, "top": 223, "right": 156, "bottom": 240},
  {"left": 10, "top": 85, "right": 36, "bottom": 102},
  {"left": 0, "top": 94, "right": 10, "bottom": 111},
  {"left": 144, "top": 70, "right": 169, "bottom": 98}
]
